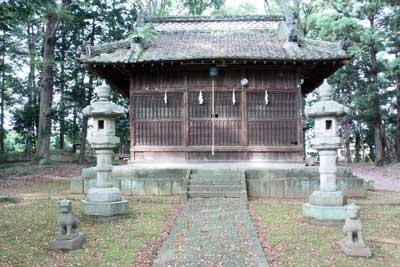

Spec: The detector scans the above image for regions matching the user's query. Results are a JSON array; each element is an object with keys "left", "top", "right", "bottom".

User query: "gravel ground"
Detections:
[{"left": 352, "top": 163, "right": 400, "bottom": 192}]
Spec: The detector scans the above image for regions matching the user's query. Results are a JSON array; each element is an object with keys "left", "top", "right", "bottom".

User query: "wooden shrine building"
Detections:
[{"left": 78, "top": 15, "right": 350, "bottom": 162}]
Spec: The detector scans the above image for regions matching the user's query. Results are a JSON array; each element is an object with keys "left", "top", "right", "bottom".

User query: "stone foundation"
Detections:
[
  {"left": 80, "top": 199, "right": 129, "bottom": 216},
  {"left": 71, "top": 166, "right": 366, "bottom": 199},
  {"left": 50, "top": 232, "right": 85, "bottom": 250}
]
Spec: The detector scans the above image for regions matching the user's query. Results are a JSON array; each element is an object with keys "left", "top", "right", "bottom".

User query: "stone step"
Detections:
[
  {"left": 190, "top": 173, "right": 241, "bottom": 181},
  {"left": 188, "top": 185, "right": 244, "bottom": 192},
  {"left": 191, "top": 169, "right": 241, "bottom": 175},
  {"left": 188, "top": 179, "right": 246, "bottom": 187},
  {"left": 188, "top": 191, "right": 247, "bottom": 199}
]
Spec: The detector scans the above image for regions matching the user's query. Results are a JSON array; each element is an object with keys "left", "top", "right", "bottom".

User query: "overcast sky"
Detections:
[{"left": 225, "top": 0, "right": 265, "bottom": 13}]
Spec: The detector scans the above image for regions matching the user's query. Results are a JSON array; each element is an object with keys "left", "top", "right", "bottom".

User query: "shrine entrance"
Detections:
[{"left": 188, "top": 90, "right": 242, "bottom": 154}]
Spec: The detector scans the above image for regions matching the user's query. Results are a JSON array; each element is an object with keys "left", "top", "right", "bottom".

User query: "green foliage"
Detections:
[
  {"left": 211, "top": 2, "right": 257, "bottom": 16},
  {"left": 129, "top": 24, "right": 158, "bottom": 43},
  {"left": 184, "top": 0, "right": 224, "bottom": 15}
]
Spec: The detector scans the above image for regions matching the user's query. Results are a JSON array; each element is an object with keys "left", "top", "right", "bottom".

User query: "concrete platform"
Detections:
[{"left": 71, "top": 162, "right": 366, "bottom": 199}]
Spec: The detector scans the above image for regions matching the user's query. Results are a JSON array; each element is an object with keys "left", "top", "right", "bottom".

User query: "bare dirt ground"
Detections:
[
  {"left": 0, "top": 162, "right": 88, "bottom": 196},
  {"left": 351, "top": 163, "right": 400, "bottom": 192}
]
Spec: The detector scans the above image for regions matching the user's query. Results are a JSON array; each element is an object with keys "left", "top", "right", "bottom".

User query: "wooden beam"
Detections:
[
  {"left": 183, "top": 73, "right": 189, "bottom": 148},
  {"left": 131, "top": 145, "right": 303, "bottom": 152},
  {"left": 241, "top": 68, "right": 248, "bottom": 147},
  {"left": 129, "top": 76, "right": 136, "bottom": 161}
]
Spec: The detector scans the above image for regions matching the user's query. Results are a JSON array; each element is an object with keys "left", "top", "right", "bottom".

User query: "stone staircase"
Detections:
[{"left": 187, "top": 169, "right": 247, "bottom": 200}]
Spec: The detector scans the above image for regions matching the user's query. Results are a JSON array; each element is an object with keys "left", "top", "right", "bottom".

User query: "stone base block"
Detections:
[
  {"left": 338, "top": 240, "right": 372, "bottom": 257},
  {"left": 80, "top": 199, "right": 129, "bottom": 216},
  {"left": 86, "top": 187, "right": 122, "bottom": 202},
  {"left": 50, "top": 232, "right": 85, "bottom": 250},
  {"left": 309, "top": 191, "right": 346, "bottom": 206},
  {"left": 303, "top": 203, "right": 347, "bottom": 224}
]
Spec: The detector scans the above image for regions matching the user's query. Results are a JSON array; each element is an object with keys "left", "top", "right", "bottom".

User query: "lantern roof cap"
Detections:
[
  {"left": 306, "top": 79, "right": 349, "bottom": 118},
  {"left": 83, "top": 82, "right": 126, "bottom": 118}
]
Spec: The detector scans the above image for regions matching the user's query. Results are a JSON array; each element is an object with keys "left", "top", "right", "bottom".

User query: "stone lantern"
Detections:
[
  {"left": 303, "top": 80, "right": 349, "bottom": 224},
  {"left": 80, "top": 82, "right": 129, "bottom": 216}
]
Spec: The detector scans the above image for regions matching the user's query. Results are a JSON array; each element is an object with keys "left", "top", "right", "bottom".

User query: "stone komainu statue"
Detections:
[
  {"left": 50, "top": 199, "right": 85, "bottom": 250},
  {"left": 338, "top": 204, "right": 371, "bottom": 257},
  {"left": 58, "top": 199, "right": 79, "bottom": 237}
]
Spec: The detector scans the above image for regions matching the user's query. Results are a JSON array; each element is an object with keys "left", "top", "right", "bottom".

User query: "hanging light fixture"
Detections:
[
  {"left": 232, "top": 90, "right": 236, "bottom": 105},
  {"left": 198, "top": 91, "right": 204, "bottom": 105},
  {"left": 265, "top": 90, "right": 269, "bottom": 105},
  {"left": 164, "top": 90, "right": 168, "bottom": 105}
]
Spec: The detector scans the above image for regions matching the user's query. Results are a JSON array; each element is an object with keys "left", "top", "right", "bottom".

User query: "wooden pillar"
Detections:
[
  {"left": 129, "top": 76, "right": 136, "bottom": 161},
  {"left": 183, "top": 72, "right": 189, "bottom": 159},
  {"left": 296, "top": 68, "right": 305, "bottom": 160},
  {"left": 241, "top": 90, "right": 248, "bottom": 147}
]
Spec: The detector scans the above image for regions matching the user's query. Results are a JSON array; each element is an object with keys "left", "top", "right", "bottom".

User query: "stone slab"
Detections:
[
  {"left": 303, "top": 203, "right": 347, "bottom": 224},
  {"left": 260, "top": 179, "right": 284, "bottom": 198},
  {"left": 159, "top": 179, "right": 172, "bottom": 196},
  {"left": 121, "top": 179, "right": 132, "bottom": 196},
  {"left": 247, "top": 179, "right": 260, "bottom": 197},
  {"left": 131, "top": 179, "right": 146, "bottom": 196},
  {"left": 153, "top": 199, "right": 268, "bottom": 267},
  {"left": 50, "top": 232, "right": 85, "bottom": 250},
  {"left": 80, "top": 199, "right": 129, "bottom": 216},
  {"left": 284, "top": 178, "right": 318, "bottom": 198},
  {"left": 338, "top": 240, "right": 372, "bottom": 257},
  {"left": 171, "top": 178, "right": 185, "bottom": 194},
  {"left": 145, "top": 179, "right": 159, "bottom": 195}
]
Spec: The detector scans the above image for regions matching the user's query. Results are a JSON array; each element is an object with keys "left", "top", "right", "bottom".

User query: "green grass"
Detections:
[
  {"left": 0, "top": 200, "right": 173, "bottom": 267},
  {"left": 0, "top": 180, "right": 70, "bottom": 197},
  {"left": 254, "top": 201, "right": 400, "bottom": 267}
]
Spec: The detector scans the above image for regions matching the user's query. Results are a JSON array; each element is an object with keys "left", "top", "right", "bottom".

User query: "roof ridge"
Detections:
[{"left": 145, "top": 15, "right": 286, "bottom": 23}]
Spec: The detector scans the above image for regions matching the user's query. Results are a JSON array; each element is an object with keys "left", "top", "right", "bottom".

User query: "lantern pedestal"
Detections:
[
  {"left": 81, "top": 199, "right": 128, "bottom": 217},
  {"left": 303, "top": 204, "right": 347, "bottom": 225}
]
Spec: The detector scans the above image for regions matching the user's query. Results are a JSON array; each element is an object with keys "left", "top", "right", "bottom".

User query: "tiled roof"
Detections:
[{"left": 79, "top": 15, "right": 349, "bottom": 64}]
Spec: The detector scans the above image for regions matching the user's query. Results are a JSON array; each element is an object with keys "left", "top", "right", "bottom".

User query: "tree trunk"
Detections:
[
  {"left": 0, "top": 30, "right": 5, "bottom": 153},
  {"left": 395, "top": 74, "right": 400, "bottom": 161},
  {"left": 79, "top": 74, "right": 94, "bottom": 164},
  {"left": 26, "top": 19, "right": 36, "bottom": 157},
  {"left": 343, "top": 115, "right": 351, "bottom": 164},
  {"left": 59, "top": 28, "right": 66, "bottom": 150},
  {"left": 354, "top": 129, "right": 361, "bottom": 163},
  {"left": 34, "top": 8, "right": 59, "bottom": 162},
  {"left": 368, "top": 16, "right": 384, "bottom": 166},
  {"left": 79, "top": 17, "right": 96, "bottom": 164}
]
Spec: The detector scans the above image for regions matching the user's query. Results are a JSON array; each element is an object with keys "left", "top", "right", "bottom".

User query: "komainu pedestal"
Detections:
[{"left": 50, "top": 199, "right": 85, "bottom": 250}]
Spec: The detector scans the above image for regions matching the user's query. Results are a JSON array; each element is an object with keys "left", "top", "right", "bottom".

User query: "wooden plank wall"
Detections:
[
  {"left": 189, "top": 91, "right": 241, "bottom": 146},
  {"left": 130, "top": 66, "right": 303, "bottom": 161},
  {"left": 134, "top": 93, "right": 183, "bottom": 146},
  {"left": 247, "top": 91, "right": 298, "bottom": 145}
]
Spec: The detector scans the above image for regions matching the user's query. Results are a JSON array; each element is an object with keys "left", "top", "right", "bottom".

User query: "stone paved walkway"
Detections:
[{"left": 153, "top": 199, "right": 268, "bottom": 267}]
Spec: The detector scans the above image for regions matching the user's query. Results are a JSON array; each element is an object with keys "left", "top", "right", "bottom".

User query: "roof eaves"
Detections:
[{"left": 145, "top": 15, "right": 286, "bottom": 23}]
